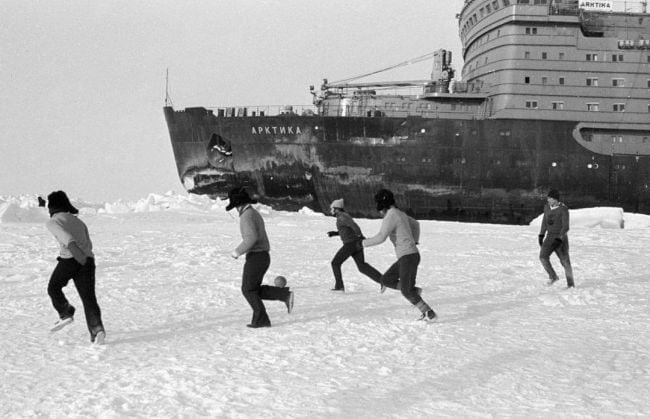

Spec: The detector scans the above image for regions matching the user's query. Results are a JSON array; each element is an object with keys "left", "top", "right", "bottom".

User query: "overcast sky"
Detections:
[{"left": 0, "top": 0, "right": 464, "bottom": 202}]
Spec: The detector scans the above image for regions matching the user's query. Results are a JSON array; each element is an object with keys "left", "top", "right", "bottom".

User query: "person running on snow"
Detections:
[
  {"left": 538, "top": 189, "right": 575, "bottom": 288},
  {"left": 227, "top": 187, "right": 294, "bottom": 328},
  {"left": 327, "top": 199, "right": 382, "bottom": 292},
  {"left": 45, "top": 191, "right": 105, "bottom": 344},
  {"left": 362, "top": 189, "right": 437, "bottom": 322}
]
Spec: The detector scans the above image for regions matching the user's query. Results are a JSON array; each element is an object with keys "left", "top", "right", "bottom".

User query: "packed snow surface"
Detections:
[{"left": 1, "top": 193, "right": 649, "bottom": 417}]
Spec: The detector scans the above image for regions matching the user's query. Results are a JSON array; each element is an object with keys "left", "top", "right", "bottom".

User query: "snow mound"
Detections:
[
  {"left": 100, "top": 192, "right": 225, "bottom": 214},
  {"left": 0, "top": 202, "right": 48, "bottom": 223},
  {"left": 529, "top": 207, "right": 625, "bottom": 229}
]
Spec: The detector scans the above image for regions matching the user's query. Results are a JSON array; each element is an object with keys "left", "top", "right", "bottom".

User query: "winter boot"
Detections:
[
  {"left": 419, "top": 309, "right": 438, "bottom": 322},
  {"left": 50, "top": 306, "right": 75, "bottom": 332},
  {"left": 50, "top": 316, "right": 74, "bottom": 332},
  {"left": 92, "top": 330, "right": 106, "bottom": 345},
  {"left": 285, "top": 291, "right": 295, "bottom": 314}
]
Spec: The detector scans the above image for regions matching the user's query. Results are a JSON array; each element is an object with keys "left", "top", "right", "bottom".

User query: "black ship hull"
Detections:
[{"left": 164, "top": 107, "right": 650, "bottom": 224}]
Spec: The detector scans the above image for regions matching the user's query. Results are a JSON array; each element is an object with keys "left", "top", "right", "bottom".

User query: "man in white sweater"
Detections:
[
  {"left": 227, "top": 187, "right": 294, "bottom": 328},
  {"left": 45, "top": 191, "right": 105, "bottom": 343},
  {"left": 363, "top": 189, "right": 437, "bottom": 322}
]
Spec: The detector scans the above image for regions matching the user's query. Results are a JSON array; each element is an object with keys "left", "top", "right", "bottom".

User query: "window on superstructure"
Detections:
[
  {"left": 542, "top": 77, "right": 548, "bottom": 85},
  {"left": 542, "top": 52, "right": 548, "bottom": 59},
  {"left": 559, "top": 77, "right": 565, "bottom": 85},
  {"left": 613, "top": 104, "right": 625, "bottom": 112},
  {"left": 525, "top": 76, "right": 531, "bottom": 84},
  {"left": 612, "top": 54, "right": 623, "bottom": 62},
  {"left": 503, "top": 0, "right": 510, "bottom": 5},
  {"left": 586, "top": 103, "right": 599, "bottom": 111},
  {"left": 612, "top": 78, "right": 625, "bottom": 87},
  {"left": 559, "top": 52, "right": 565, "bottom": 60},
  {"left": 586, "top": 77, "right": 599, "bottom": 86},
  {"left": 486, "top": 4, "right": 491, "bottom": 13},
  {"left": 586, "top": 54, "right": 599, "bottom": 61},
  {"left": 648, "top": 104, "right": 650, "bottom": 113},
  {"left": 552, "top": 101, "right": 564, "bottom": 110},
  {"left": 525, "top": 51, "right": 531, "bottom": 59},
  {"left": 480, "top": 8, "right": 484, "bottom": 17},
  {"left": 647, "top": 80, "right": 650, "bottom": 88},
  {"left": 525, "top": 101, "right": 538, "bottom": 108},
  {"left": 493, "top": 1, "right": 499, "bottom": 9}
]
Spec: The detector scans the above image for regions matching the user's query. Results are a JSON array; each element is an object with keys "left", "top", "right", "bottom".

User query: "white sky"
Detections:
[{"left": 0, "top": 0, "right": 464, "bottom": 202}]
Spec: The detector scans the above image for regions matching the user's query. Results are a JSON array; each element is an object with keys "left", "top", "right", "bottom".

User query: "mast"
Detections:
[{"left": 165, "top": 68, "right": 172, "bottom": 107}]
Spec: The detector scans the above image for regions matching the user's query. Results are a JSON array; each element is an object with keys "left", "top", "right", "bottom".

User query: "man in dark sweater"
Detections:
[
  {"left": 327, "top": 199, "right": 382, "bottom": 291},
  {"left": 538, "top": 189, "right": 575, "bottom": 288}
]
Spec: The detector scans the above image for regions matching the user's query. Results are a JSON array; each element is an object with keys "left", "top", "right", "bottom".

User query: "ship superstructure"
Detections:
[{"left": 164, "top": 0, "right": 650, "bottom": 223}]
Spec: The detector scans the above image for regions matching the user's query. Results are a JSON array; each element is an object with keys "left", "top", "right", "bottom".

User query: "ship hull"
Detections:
[{"left": 164, "top": 107, "right": 650, "bottom": 224}]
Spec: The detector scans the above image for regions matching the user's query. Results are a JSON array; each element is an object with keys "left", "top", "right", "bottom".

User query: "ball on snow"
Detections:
[{"left": 274, "top": 275, "right": 287, "bottom": 287}]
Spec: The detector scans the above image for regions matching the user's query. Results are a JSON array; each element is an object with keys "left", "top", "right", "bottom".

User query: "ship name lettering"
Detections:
[
  {"left": 579, "top": 1, "right": 611, "bottom": 9},
  {"left": 251, "top": 126, "right": 303, "bottom": 135}
]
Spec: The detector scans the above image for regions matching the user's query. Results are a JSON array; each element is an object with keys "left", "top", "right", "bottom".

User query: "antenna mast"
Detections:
[{"left": 165, "top": 68, "right": 173, "bottom": 107}]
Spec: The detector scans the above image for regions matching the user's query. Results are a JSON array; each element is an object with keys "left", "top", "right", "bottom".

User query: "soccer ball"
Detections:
[{"left": 274, "top": 275, "right": 287, "bottom": 287}]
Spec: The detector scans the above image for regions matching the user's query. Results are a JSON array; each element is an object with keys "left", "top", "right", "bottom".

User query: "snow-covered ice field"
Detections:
[{"left": 1, "top": 193, "right": 649, "bottom": 417}]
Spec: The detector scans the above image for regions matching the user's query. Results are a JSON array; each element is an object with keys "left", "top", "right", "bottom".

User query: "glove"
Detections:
[
  {"left": 538, "top": 234, "right": 544, "bottom": 246},
  {"left": 551, "top": 238, "right": 562, "bottom": 249},
  {"left": 231, "top": 250, "right": 239, "bottom": 259},
  {"left": 327, "top": 231, "right": 339, "bottom": 237}
]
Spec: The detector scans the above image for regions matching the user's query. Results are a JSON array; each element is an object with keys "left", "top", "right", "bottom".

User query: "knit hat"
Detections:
[
  {"left": 374, "top": 189, "right": 395, "bottom": 211},
  {"left": 547, "top": 189, "right": 560, "bottom": 200},
  {"left": 330, "top": 199, "right": 344, "bottom": 210},
  {"left": 47, "top": 190, "right": 79, "bottom": 216},
  {"left": 225, "top": 187, "right": 257, "bottom": 211}
]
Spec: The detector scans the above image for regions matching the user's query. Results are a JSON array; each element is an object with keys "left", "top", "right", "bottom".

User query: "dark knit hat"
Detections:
[
  {"left": 374, "top": 189, "right": 395, "bottom": 211},
  {"left": 225, "top": 187, "right": 257, "bottom": 211},
  {"left": 47, "top": 190, "right": 79, "bottom": 216},
  {"left": 547, "top": 189, "right": 560, "bottom": 200}
]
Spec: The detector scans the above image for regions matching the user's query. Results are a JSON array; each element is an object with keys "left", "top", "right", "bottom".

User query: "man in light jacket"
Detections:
[
  {"left": 363, "top": 189, "right": 437, "bottom": 322},
  {"left": 45, "top": 190, "right": 105, "bottom": 344},
  {"left": 227, "top": 187, "right": 294, "bottom": 328}
]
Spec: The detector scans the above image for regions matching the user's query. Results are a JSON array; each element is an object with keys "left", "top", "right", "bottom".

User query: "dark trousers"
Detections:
[
  {"left": 331, "top": 241, "right": 382, "bottom": 289},
  {"left": 241, "top": 251, "right": 289, "bottom": 327},
  {"left": 48, "top": 257, "right": 104, "bottom": 335},
  {"left": 381, "top": 253, "right": 427, "bottom": 306},
  {"left": 539, "top": 237, "right": 574, "bottom": 287}
]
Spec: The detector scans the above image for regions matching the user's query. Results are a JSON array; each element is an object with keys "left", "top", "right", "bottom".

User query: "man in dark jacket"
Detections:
[
  {"left": 538, "top": 189, "right": 575, "bottom": 288},
  {"left": 227, "top": 187, "right": 294, "bottom": 328},
  {"left": 327, "top": 199, "right": 382, "bottom": 292}
]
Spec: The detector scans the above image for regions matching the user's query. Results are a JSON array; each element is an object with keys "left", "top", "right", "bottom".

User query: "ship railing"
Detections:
[
  {"left": 208, "top": 105, "right": 318, "bottom": 118},
  {"left": 318, "top": 102, "right": 477, "bottom": 119},
  {"left": 205, "top": 103, "right": 477, "bottom": 119}
]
